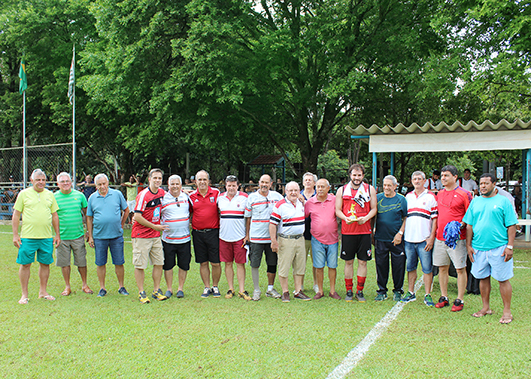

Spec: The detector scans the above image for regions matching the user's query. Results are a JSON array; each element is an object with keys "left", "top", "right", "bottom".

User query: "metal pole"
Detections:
[
  {"left": 526, "top": 149, "right": 531, "bottom": 242},
  {"left": 72, "top": 45, "right": 76, "bottom": 187},
  {"left": 372, "top": 152, "right": 377, "bottom": 188},
  {"left": 390, "top": 152, "right": 395, "bottom": 176},
  {"left": 23, "top": 91, "right": 27, "bottom": 189}
]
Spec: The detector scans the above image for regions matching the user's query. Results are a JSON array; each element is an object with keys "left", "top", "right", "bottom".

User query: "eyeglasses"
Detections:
[{"left": 175, "top": 198, "right": 180, "bottom": 207}]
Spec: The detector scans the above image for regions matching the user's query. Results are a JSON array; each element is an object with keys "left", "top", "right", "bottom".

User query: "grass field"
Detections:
[{"left": 1, "top": 224, "right": 530, "bottom": 378}]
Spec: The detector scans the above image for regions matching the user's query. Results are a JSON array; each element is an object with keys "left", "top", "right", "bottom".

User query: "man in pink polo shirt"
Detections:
[{"left": 304, "top": 179, "right": 340, "bottom": 300}]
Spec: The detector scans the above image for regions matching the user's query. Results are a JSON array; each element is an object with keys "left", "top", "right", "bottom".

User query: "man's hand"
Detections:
[
  {"left": 357, "top": 216, "right": 368, "bottom": 225},
  {"left": 424, "top": 235, "right": 435, "bottom": 251},
  {"left": 243, "top": 236, "right": 249, "bottom": 246},
  {"left": 502, "top": 247, "right": 513, "bottom": 262},
  {"left": 53, "top": 235, "right": 61, "bottom": 248},
  {"left": 467, "top": 245, "right": 475, "bottom": 263},
  {"left": 153, "top": 224, "right": 170, "bottom": 232},
  {"left": 88, "top": 236, "right": 95, "bottom": 248},
  {"left": 271, "top": 240, "right": 279, "bottom": 253},
  {"left": 13, "top": 233, "right": 21, "bottom": 248},
  {"left": 392, "top": 233, "right": 402, "bottom": 246}
]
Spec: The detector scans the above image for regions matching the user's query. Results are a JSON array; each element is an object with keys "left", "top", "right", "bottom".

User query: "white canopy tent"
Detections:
[{"left": 347, "top": 119, "right": 531, "bottom": 239}]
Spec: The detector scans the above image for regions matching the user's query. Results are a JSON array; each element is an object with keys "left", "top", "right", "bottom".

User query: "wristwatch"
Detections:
[
  {"left": 398, "top": 230, "right": 403, "bottom": 236},
  {"left": 506, "top": 245, "right": 513, "bottom": 250}
]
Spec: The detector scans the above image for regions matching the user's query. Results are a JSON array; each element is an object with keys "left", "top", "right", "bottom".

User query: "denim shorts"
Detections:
[
  {"left": 311, "top": 236, "right": 339, "bottom": 269},
  {"left": 471, "top": 246, "right": 513, "bottom": 282},
  {"left": 405, "top": 241, "right": 432, "bottom": 274},
  {"left": 94, "top": 236, "right": 125, "bottom": 266}
]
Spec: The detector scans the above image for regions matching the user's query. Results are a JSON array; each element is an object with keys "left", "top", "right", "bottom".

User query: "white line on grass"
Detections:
[
  {"left": 327, "top": 278, "right": 424, "bottom": 379},
  {"left": 515, "top": 266, "right": 531, "bottom": 269}
]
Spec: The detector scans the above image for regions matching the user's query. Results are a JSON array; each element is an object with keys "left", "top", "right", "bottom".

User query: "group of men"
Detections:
[{"left": 12, "top": 164, "right": 518, "bottom": 323}]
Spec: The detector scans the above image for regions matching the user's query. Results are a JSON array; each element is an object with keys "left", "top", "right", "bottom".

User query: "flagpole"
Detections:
[
  {"left": 23, "top": 91, "right": 27, "bottom": 189},
  {"left": 72, "top": 45, "right": 76, "bottom": 187}
]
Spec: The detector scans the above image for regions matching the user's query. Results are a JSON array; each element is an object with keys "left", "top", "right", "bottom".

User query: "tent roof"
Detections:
[{"left": 346, "top": 119, "right": 531, "bottom": 153}]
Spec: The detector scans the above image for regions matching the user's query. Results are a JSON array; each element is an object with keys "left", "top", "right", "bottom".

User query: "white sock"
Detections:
[{"left": 267, "top": 285, "right": 274, "bottom": 292}]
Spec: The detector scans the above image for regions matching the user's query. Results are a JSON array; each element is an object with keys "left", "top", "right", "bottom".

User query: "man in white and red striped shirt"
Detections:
[
  {"left": 161, "top": 175, "right": 193, "bottom": 299},
  {"left": 269, "top": 181, "right": 311, "bottom": 302},
  {"left": 244, "top": 174, "right": 284, "bottom": 301},
  {"left": 403, "top": 170, "right": 438, "bottom": 306},
  {"left": 218, "top": 175, "right": 250, "bottom": 300}
]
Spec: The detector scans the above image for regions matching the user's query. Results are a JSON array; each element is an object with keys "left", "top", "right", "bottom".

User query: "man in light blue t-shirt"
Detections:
[
  {"left": 87, "top": 174, "right": 130, "bottom": 297},
  {"left": 463, "top": 173, "right": 517, "bottom": 324}
]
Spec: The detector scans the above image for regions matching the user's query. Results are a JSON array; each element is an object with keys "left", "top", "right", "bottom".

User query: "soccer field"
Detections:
[{"left": 1, "top": 225, "right": 530, "bottom": 378}]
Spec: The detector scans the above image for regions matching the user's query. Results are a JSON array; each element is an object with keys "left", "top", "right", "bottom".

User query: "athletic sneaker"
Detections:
[
  {"left": 225, "top": 289, "right": 235, "bottom": 299},
  {"left": 356, "top": 290, "right": 366, "bottom": 302},
  {"left": 424, "top": 294, "right": 435, "bottom": 307},
  {"left": 393, "top": 291, "right": 403, "bottom": 302},
  {"left": 345, "top": 290, "right": 354, "bottom": 302},
  {"left": 201, "top": 287, "right": 211, "bottom": 298},
  {"left": 281, "top": 291, "right": 290, "bottom": 303},
  {"left": 252, "top": 290, "right": 261, "bottom": 301},
  {"left": 212, "top": 286, "right": 221, "bottom": 298},
  {"left": 97, "top": 288, "right": 107, "bottom": 297},
  {"left": 152, "top": 289, "right": 168, "bottom": 301},
  {"left": 266, "top": 288, "right": 281, "bottom": 298},
  {"left": 294, "top": 291, "right": 311, "bottom": 301},
  {"left": 238, "top": 291, "right": 252, "bottom": 301},
  {"left": 375, "top": 293, "right": 388, "bottom": 301},
  {"left": 139, "top": 291, "right": 150, "bottom": 304},
  {"left": 401, "top": 292, "right": 416, "bottom": 303},
  {"left": 451, "top": 299, "right": 464, "bottom": 312},
  {"left": 118, "top": 287, "right": 129, "bottom": 296},
  {"left": 435, "top": 296, "right": 449, "bottom": 308}
]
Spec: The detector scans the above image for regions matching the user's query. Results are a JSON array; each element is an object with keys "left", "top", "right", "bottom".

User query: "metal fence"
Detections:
[{"left": 0, "top": 143, "right": 73, "bottom": 186}]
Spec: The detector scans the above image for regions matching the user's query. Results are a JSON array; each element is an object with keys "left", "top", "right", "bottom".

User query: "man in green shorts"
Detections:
[
  {"left": 54, "top": 172, "right": 93, "bottom": 296},
  {"left": 12, "top": 169, "right": 60, "bottom": 304}
]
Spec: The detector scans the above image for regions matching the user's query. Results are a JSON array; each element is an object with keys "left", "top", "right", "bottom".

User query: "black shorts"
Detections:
[
  {"left": 162, "top": 240, "right": 191, "bottom": 271},
  {"left": 192, "top": 229, "right": 220, "bottom": 264},
  {"left": 340, "top": 234, "right": 372, "bottom": 261},
  {"left": 249, "top": 242, "right": 277, "bottom": 268}
]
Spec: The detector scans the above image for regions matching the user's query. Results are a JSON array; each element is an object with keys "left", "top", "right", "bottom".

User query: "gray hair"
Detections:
[
  {"left": 31, "top": 169, "right": 46, "bottom": 180},
  {"left": 303, "top": 172, "right": 318, "bottom": 183},
  {"left": 94, "top": 173, "right": 108, "bottom": 184},
  {"left": 196, "top": 170, "right": 210, "bottom": 180},
  {"left": 285, "top": 181, "right": 300, "bottom": 191},
  {"left": 168, "top": 174, "right": 182, "bottom": 185},
  {"left": 411, "top": 171, "right": 426, "bottom": 180},
  {"left": 57, "top": 172, "right": 71, "bottom": 182},
  {"left": 383, "top": 175, "right": 398, "bottom": 186}
]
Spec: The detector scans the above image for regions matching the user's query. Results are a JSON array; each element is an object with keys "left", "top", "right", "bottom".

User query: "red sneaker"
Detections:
[
  {"left": 435, "top": 296, "right": 449, "bottom": 308},
  {"left": 451, "top": 299, "right": 464, "bottom": 312}
]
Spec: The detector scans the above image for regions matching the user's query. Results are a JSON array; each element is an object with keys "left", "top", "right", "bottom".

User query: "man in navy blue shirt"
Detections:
[{"left": 373, "top": 175, "right": 407, "bottom": 302}]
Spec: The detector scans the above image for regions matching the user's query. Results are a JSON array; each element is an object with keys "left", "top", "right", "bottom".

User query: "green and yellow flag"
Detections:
[{"left": 19, "top": 58, "right": 27, "bottom": 94}]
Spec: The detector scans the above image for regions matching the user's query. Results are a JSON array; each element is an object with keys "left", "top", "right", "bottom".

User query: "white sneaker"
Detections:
[
  {"left": 313, "top": 284, "right": 319, "bottom": 294},
  {"left": 252, "top": 290, "right": 261, "bottom": 301},
  {"left": 266, "top": 288, "right": 281, "bottom": 298}
]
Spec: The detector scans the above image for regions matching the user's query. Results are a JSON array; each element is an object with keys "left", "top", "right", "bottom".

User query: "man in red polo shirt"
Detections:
[
  {"left": 190, "top": 170, "right": 221, "bottom": 298},
  {"left": 132, "top": 168, "right": 169, "bottom": 304}
]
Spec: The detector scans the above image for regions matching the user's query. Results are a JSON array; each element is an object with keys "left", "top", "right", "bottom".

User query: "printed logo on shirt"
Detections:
[
  {"left": 153, "top": 207, "right": 160, "bottom": 223},
  {"left": 210, "top": 197, "right": 215, "bottom": 203}
]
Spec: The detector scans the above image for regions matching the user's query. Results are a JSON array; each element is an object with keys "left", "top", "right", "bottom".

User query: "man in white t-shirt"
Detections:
[
  {"left": 218, "top": 175, "right": 251, "bottom": 300},
  {"left": 161, "top": 175, "right": 193, "bottom": 299},
  {"left": 460, "top": 169, "right": 478, "bottom": 196}
]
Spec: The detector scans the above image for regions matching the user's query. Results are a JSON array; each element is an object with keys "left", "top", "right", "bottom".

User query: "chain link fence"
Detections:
[{"left": 1, "top": 143, "right": 73, "bottom": 220}]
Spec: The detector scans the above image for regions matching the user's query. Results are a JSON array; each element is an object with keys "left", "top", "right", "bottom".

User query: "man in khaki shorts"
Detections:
[
  {"left": 54, "top": 172, "right": 93, "bottom": 296},
  {"left": 433, "top": 165, "right": 472, "bottom": 312},
  {"left": 269, "top": 181, "right": 311, "bottom": 302},
  {"left": 132, "top": 168, "right": 169, "bottom": 304}
]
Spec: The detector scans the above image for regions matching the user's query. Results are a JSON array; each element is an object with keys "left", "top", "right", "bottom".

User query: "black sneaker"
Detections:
[
  {"left": 212, "top": 286, "right": 221, "bottom": 298},
  {"left": 356, "top": 290, "right": 366, "bottom": 302},
  {"left": 345, "top": 290, "right": 354, "bottom": 302}
]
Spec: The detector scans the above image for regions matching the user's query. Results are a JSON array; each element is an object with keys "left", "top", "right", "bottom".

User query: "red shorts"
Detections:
[{"left": 219, "top": 239, "right": 247, "bottom": 264}]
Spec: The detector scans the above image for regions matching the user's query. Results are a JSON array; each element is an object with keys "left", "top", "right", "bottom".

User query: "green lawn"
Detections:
[{"left": 1, "top": 225, "right": 530, "bottom": 378}]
